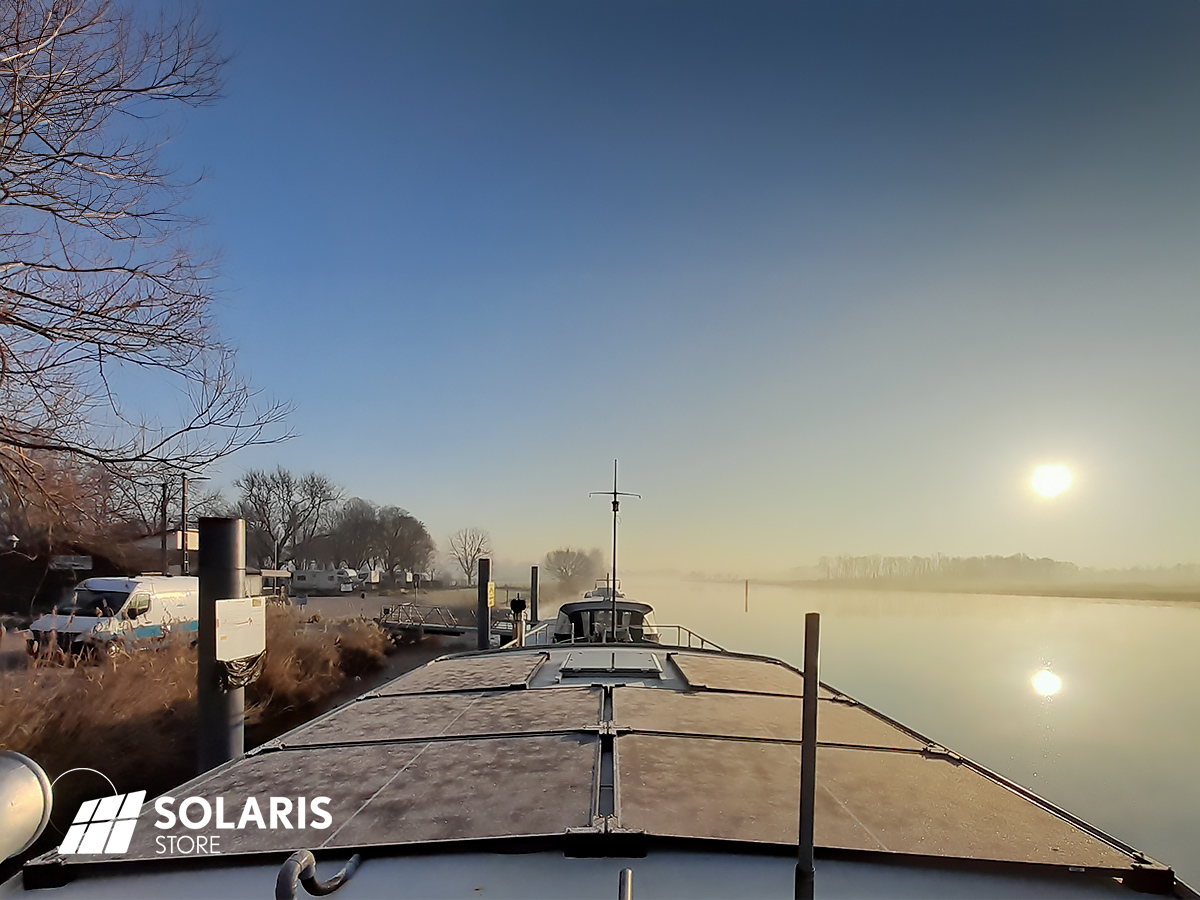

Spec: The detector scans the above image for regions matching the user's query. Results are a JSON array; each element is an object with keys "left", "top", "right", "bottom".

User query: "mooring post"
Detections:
[
  {"left": 530, "top": 565, "right": 539, "bottom": 624},
  {"left": 476, "top": 558, "right": 491, "bottom": 651},
  {"left": 198, "top": 517, "right": 246, "bottom": 774},
  {"left": 511, "top": 596, "right": 527, "bottom": 647},
  {"left": 795, "top": 611, "right": 820, "bottom": 900}
]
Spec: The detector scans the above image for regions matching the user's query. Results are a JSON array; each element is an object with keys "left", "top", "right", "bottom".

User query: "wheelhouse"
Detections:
[{"left": 552, "top": 599, "right": 659, "bottom": 643}]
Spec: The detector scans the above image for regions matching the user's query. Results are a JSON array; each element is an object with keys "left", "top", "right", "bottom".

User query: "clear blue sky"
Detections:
[{"left": 162, "top": 0, "right": 1199, "bottom": 574}]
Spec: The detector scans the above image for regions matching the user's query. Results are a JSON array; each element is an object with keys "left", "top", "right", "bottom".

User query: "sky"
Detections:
[{"left": 157, "top": 0, "right": 1199, "bottom": 575}]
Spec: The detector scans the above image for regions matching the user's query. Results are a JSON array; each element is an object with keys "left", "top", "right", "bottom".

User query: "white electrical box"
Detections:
[{"left": 215, "top": 596, "right": 266, "bottom": 662}]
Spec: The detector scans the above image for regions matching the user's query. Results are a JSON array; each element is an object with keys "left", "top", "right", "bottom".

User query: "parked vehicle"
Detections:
[
  {"left": 25, "top": 575, "right": 199, "bottom": 658},
  {"left": 289, "top": 567, "right": 358, "bottom": 596}
]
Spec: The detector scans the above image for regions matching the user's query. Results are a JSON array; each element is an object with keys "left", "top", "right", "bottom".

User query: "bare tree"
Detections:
[
  {"left": 327, "top": 498, "right": 379, "bottom": 570},
  {"left": 377, "top": 506, "right": 435, "bottom": 580},
  {"left": 447, "top": 527, "right": 491, "bottom": 586},
  {"left": 0, "top": 0, "right": 288, "bottom": 516},
  {"left": 233, "top": 467, "right": 341, "bottom": 567},
  {"left": 543, "top": 547, "right": 602, "bottom": 594}
]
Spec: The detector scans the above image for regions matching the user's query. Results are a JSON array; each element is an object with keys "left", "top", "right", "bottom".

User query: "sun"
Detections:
[{"left": 1032, "top": 465, "right": 1072, "bottom": 498}]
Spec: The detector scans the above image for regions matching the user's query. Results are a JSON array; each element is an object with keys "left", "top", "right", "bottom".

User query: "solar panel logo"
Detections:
[{"left": 59, "top": 791, "right": 147, "bottom": 855}]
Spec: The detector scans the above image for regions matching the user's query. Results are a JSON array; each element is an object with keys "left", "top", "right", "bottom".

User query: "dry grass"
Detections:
[
  {"left": 0, "top": 606, "right": 390, "bottom": 792},
  {"left": 245, "top": 608, "right": 389, "bottom": 718},
  {"left": 0, "top": 641, "right": 199, "bottom": 791}
]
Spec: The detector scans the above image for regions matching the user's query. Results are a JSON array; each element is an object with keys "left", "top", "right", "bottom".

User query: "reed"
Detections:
[{"left": 0, "top": 606, "right": 390, "bottom": 792}]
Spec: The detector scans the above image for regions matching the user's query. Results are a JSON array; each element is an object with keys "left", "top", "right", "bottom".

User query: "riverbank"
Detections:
[{"left": 0, "top": 591, "right": 479, "bottom": 877}]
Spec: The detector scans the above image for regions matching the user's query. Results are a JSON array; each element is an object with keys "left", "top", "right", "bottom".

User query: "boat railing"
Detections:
[
  {"left": 500, "top": 621, "right": 554, "bottom": 649},
  {"left": 653, "top": 624, "right": 725, "bottom": 652},
  {"left": 513, "top": 622, "right": 725, "bottom": 651}
]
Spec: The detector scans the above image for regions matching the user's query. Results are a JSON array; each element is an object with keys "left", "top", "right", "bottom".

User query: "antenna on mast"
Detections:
[{"left": 590, "top": 459, "right": 640, "bottom": 642}]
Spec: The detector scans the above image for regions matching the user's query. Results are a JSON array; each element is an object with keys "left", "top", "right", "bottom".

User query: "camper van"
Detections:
[
  {"left": 289, "top": 567, "right": 359, "bottom": 596},
  {"left": 25, "top": 575, "right": 199, "bottom": 658}
]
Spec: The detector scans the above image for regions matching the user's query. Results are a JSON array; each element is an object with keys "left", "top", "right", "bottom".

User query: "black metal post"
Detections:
[
  {"left": 198, "top": 517, "right": 246, "bottom": 774},
  {"left": 530, "top": 565, "right": 539, "bottom": 624},
  {"left": 476, "top": 558, "right": 491, "bottom": 651},
  {"left": 510, "top": 596, "right": 527, "bottom": 647},
  {"left": 160, "top": 482, "right": 169, "bottom": 576},
  {"left": 795, "top": 612, "right": 820, "bottom": 900},
  {"left": 180, "top": 474, "right": 190, "bottom": 576}
]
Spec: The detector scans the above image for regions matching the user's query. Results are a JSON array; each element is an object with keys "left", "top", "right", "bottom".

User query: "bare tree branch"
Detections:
[
  {"left": 0, "top": 0, "right": 290, "bottom": 518},
  {"left": 447, "top": 527, "right": 491, "bottom": 586}
]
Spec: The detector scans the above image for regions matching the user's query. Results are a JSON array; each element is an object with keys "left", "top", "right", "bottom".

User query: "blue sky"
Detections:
[{"left": 160, "top": 0, "right": 1199, "bottom": 574}]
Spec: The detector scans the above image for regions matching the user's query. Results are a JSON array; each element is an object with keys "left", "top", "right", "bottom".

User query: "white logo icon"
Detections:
[{"left": 59, "top": 791, "right": 146, "bottom": 855}]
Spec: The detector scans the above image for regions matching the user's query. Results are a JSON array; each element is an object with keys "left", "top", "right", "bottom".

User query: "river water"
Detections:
[{"left": 619, "top": 575, "right": 1200, "bottom": 888}]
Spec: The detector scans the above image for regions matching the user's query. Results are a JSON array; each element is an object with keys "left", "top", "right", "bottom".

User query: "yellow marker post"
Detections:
[{"left": 487, "top": 581, "right": 496, "bottom": 608}]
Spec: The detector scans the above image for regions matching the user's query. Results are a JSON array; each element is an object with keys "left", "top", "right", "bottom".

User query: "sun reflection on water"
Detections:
[{"left": 1032, "top": 669, "right": 1062, "bottom": 696}]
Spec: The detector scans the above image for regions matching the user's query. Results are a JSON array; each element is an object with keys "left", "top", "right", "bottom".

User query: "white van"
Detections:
[{"left": 26, "top": 575, "right": 199, "bottom": 658}]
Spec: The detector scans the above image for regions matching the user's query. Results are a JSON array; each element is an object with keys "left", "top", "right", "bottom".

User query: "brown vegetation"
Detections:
[{"left": 0, "top": 607, "right": 389, "bottom": 796}]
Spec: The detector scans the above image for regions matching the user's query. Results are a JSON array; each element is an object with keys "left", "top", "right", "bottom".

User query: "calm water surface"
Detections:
[{"left": 620, "top": 576, "right": 1200, "bottom": 887}]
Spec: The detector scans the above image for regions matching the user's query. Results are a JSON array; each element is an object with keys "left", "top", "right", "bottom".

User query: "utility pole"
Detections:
[
  {"left": 180, "top": 474, "right": 190, "bottom": 576},
  {"left": 160, "top": 482, "right": 169, "bottom": 576}
]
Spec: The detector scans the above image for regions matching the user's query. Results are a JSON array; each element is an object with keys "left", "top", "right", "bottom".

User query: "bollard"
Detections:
[
  {"left": 511, "top": 596, "right": 527, "bottom": 647},
  {"left": 530, "top": 565, "right": 539, "bottom": 624},
  {"left": 618, "top": 867, "right": 633, "bottom": 900},
  {"left": 476, "top": 558, "right": 491, "bottom": 651},
  {"left": 794, "top": 612, "right": 820, "bottom": 900},
  {"left": 198, "top": 517, "right": 246, "bottom": 774}
]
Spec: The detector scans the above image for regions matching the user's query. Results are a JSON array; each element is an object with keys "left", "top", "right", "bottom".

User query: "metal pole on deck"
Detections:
[
  {"left": 198, "top": 517, "right": 246, "bottom": 774},
  {"left": 795, "top": 612, "right": 820, "bottom": 900},
  {"left": 530, "top": 565, "right": 539, "bottom": 624},
  {"left": 476, "top": 558, "right": 491, "bottom": 651},
  {"left": 618, "top": 867, "right": 633, "bottom": 900}
]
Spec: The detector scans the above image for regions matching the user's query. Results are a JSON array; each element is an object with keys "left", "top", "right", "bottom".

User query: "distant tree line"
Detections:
[
  {"left": 229, "top": 467, "right": 435, "bottom": 577},
  {"left": 817, "top": 553, "right": 1080, "bottom": 583}
]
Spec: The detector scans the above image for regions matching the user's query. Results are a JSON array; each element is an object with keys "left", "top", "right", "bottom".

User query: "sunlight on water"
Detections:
[
  {"left": 619, "top": 575, "right": 1200, "bottom": 889},
  {"left": 1032, "top": 669, "right": 1062, "bottom": 696}
]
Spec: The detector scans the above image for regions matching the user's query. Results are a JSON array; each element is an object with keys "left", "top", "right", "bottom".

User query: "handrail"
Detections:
[
  {"left": 653, "top": 625, "right": 726, "bottom": 652},
  {"left": 517, "top": 623, "right": 725, "bottom": 652},
  {"left": 500, "top": 621, "right": 553, "bottom": 649}
]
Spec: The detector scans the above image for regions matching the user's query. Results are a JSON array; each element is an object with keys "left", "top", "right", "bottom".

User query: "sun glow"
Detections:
[
  {"left": 1032, "top": 465, "right": 1073, "bottom": 497},
  {"left": 1032, "top": 669, "right": 1062, "bottom": 696}
]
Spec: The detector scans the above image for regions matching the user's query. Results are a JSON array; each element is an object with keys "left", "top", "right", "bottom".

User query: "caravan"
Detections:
[
  {"left": 26, "top": 575, "right": 199, "bottom": 658},
  {"left": 289, "top": 567, "right": 359, "bottom": 596}
]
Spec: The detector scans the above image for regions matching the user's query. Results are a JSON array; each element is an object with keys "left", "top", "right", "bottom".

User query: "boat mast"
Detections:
[{"left": 591, "top": 459, "right": 640, "bottom": 641}]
